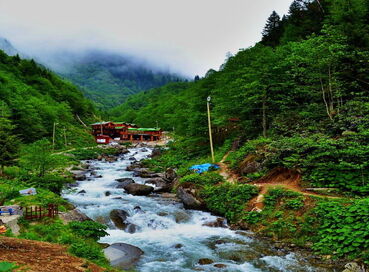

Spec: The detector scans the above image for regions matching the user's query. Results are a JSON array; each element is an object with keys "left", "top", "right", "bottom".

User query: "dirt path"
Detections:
[
  {"left": 218, "top": 154, "right": 341, "bottom": 212},
  {"left": 0, "top": 237, "right": 105, "bottom": 272},
  {"left": 218, "top": 152, "right": 239, "bottom": 184}
]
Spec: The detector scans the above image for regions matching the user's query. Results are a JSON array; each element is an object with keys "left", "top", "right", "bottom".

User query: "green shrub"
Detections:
[
  {"left": 69, "top": 240, "right": 108, "bottom": 266},
  {"left": 243, "top": 211, "right": 262, "bottom": 224},
  {"left": 68, "top": 221, "right": 108, "bottom": 241},
  {"left": 200, "top": 183, "right": 258, "bottom": 223},
  {"left": 0, "top": 262, "right": 19, "bottom": 272},
  {"left": 284, "top": 198, "right": 305, "bottom": 210},
  {"left": 179, "top": 172, "right": 224, "bottom": 186},
  {"left": 312, "top": 199, "right": 369, "bottom": 262},
  {"left": 0, "top": 183, "right": 20, "bottom": 205},
  {"left": 263, "top": 187, "right": 302, "bottom": 208}
]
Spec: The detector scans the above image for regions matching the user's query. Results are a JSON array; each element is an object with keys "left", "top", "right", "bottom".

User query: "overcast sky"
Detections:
[{"left": 0, "top": 0, "right": 292, "bottom": 76}]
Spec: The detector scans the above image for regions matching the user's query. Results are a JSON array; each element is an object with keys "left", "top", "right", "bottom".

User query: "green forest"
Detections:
[
  {"left": 2, "top": 0, "right": 369, "bottom": 270},
  {"left": 110, "top": 0, "right": 369, "bottom": 194}
]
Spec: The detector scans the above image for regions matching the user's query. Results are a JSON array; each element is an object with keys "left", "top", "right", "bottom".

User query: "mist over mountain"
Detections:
[
  {"left": 52, "top": 50, "right": 186, "bottom": 110},
  {"left": 0, "top": 38, "right": 186, "bottom": 110},
  {"left": 0, "top": 37, "right": 20, "bottom": 56}
]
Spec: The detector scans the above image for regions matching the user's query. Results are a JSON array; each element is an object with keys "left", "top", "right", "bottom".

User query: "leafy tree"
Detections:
[
  {"left": 19, "top": 139, "right": 66, "bottom": 178},
  {"left": 0, "top": 101, "right": 19, "bottom": 175}
]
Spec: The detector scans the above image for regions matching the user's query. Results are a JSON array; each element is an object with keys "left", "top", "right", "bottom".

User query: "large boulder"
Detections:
[
  {"left": 59, "top": 209, "right": 92, "bottom": 223},
  {"left": 104, "top": 243, "right": 144, "bottom": 269},
  {"left": 110, "top": 209, "right": 129, "bottom": 229},
  {"left": 176, "top": 187, "right": 204, "bottom": 210},
  {"left": 124, "top": 184, "right": 154, "bottom": 196}
]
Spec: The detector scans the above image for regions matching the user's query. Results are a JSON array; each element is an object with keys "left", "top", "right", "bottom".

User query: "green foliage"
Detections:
[
  {"left": 243, "top": 211, "right": 262, "bottom": 224},
  {"left": 200, "top": 183, "right": 258, "bottom": 223},
  {"left": 264, "top": 187, "right": 303, "bottom": 208},
  {"left": 68, "top": 221, "right": 108, "bottom": 241},
  {"left": 0, "top": 51, "right": 94, "bottom": 146},
  {"left": 68, "top": 241, "right": 108, "bottom": 266},
  {"left": 20, "top": 139, "right": 69, "bottom": 178},
  {"left": 0, "top": 102, "right": 19, "bottom": 174},
  {"left": 179, "top": 172, "right": 224, "bottom": 187},
  {"left": 312, "top": 199, "right": 369, "bottom": 262},
  {"left": 0, "top": 181, "right": 20, "bottom": 205},
  {"left": 19, "top": 219, "right": 109, "bottom": 266},
  {"left": 0, "top": 262, "right": 19, "bottom": 272}
]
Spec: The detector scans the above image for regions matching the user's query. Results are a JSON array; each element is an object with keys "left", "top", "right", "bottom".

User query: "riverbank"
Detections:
[
  {"left": 61, "top": 144, "right": 345, "bottom": 272},
  {"left": 134, "top": 139, "right": 367, "bottom": 272}
]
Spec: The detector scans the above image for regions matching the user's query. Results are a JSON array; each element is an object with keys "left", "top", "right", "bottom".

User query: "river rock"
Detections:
[
  {"left": 164, "top": 168, "right": 177, "bottom": 182},
  {"left": 342, "top": 263, "right": 365, "bottom": 272},
  {"left": 116, "top": 178, "right": 135, "bottom": 189},
  {"left": 124, "top": 184, "right": 154, "bottom": 196},
  {"left": 125, "top": 223, "right": 138, "bottom": 234},
  {"left": 151, "top": 147, "right": 162, "bottom": 157},
  {"left": 174, "top": 211, "right": 191, "bottom": 223},
  {"left": 116, "top": 178, "right": 135, "bottom": 183},
  {"left": 78, "top": 190, "right": 86, "bottom": 194},
  {"left": 177, "top": 187, "right": 203, "bottom": 209},
  {"left": 59, "top": 209, "right": 92, "bottom": 223},
  {"left": 72, "top": 172, "right": 87, "bottom": 181},
  {"left": 104, "top": 243, "right": 144, "bottom": 269},
  {"left": 145, "top": 177, "right": 166, "bottom": 187},
  {"left": 133, "top": 206, "right": 144, "bottom": 214},
  {"left": 198, "top": 258, "right": 214, "bottom": 265},
  {"left": 110, "top": 209, "right": 129, "bottom": 229},
  {"left": 105, "top": 191, "right": 111, "bottom": 196},
  {"left": 214, "top": 264, "right": 227, "bottom": 269},
  {"left": 202, "top": 218, "right": 227, "bottom": 228}
]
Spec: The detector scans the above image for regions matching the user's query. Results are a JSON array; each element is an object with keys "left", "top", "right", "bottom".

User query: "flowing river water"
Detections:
[{"left": 63, "top": 147, "right": 336, "bottom": 272}]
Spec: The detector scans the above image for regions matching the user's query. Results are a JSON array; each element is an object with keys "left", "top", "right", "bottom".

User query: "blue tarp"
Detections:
[{"left": 189, "top": 163, "right": 220, "bottom": 174}]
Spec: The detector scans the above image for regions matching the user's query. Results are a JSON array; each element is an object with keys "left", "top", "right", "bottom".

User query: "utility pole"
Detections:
[
  {"left": 207, "top": 96, "right": 215, "bottom": 163},
  {"left": 52, "top": 122, "right": 58, "bottom": 150}
]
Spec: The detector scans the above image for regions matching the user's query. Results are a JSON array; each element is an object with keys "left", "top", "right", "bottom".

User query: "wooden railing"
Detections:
[{"left": 24, "top": 204, "right": 58, "bottom": 220}]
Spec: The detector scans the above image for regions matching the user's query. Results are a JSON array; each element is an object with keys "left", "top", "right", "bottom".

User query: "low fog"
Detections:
[{"left": 0, "top": 0, "right": 292, "bottom": 77}]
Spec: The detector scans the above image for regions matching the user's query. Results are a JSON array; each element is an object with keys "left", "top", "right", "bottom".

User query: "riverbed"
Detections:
[{"left": 63, "top": 147, "right": 336, "bottom": 272}]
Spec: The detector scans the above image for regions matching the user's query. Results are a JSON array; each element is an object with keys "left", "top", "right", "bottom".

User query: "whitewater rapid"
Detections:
[{"left": 63, "top": 147, "right": 334, "bottom": 272}]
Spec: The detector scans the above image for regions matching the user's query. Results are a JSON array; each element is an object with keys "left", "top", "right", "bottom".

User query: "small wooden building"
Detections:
[
  {"left": 91, "top": 121, "right": 162, "bottom": 143},
  {"left": 95, "top": 135, "right": 111, "bottom": 144}
]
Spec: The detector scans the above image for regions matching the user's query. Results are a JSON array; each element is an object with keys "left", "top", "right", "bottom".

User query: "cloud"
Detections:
[{"left": 0, "top": 0, "right": 292, "bottom": 76}]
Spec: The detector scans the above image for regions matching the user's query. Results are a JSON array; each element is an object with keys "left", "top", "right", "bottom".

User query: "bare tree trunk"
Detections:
[
  {"left": 320, "top": 77, "right": 333, "bottom": 120},
  {"left": 262, "top": 95, "right": 267, "bottom": 137},
  {"left": 328, "top": 66, "right": 334, "bottom": 114}
]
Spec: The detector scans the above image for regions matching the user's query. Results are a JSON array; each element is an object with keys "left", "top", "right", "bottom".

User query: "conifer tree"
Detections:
[{"left": 261, "top": 11, "right": 282, "bottom": 46}]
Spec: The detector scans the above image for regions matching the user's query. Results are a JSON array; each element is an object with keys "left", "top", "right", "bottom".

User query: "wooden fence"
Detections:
[{"left": 24, "top": 204, "right": 58, "bottom": 220}]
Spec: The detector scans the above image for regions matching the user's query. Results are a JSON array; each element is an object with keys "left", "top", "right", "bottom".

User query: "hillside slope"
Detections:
[
  {"left": 0, "top": 50, "right": 94, "bottom": 146},
  {"left": 0, "top": 237, "right": 105, "bottom": 272}
]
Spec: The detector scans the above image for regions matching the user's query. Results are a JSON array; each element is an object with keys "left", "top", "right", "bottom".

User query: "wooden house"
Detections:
[{"left": 91, "top": 121, "right": 162, "bottom": 143}]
